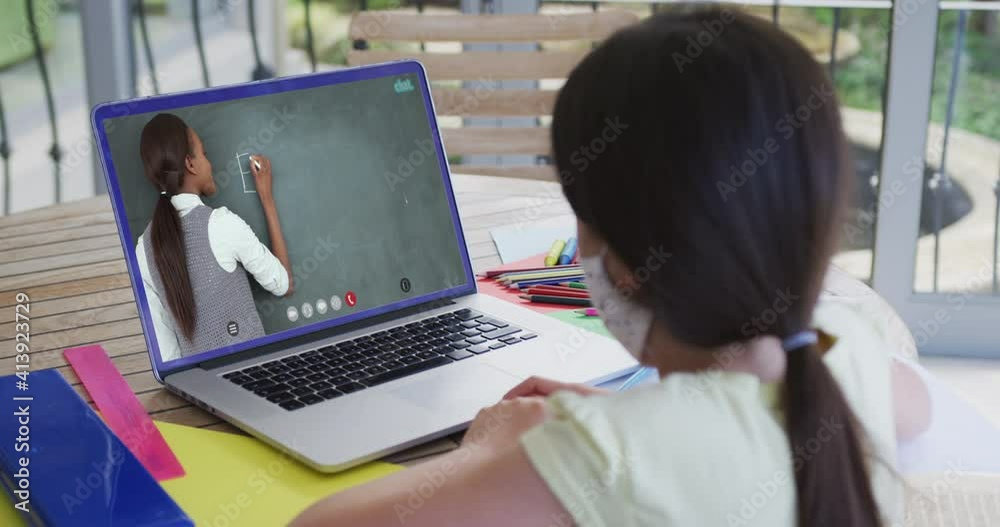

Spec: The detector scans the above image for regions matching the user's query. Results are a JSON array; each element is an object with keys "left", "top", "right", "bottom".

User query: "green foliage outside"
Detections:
[
  {"left": 808, "top": 8, "right": 999, "bottom": 141},
  {"left": 287, "top": 0, "right": 408, "bottom": 65},
  {"left": 0, "top": 0, "right": 56, "bottom": 70}
]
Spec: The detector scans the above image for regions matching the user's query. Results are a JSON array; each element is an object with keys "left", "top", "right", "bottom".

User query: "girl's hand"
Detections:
[
  {"left": 249, "top": 154, "right": 273, "bottom": 200},
  {"left": 462, "top": 397, "right": 550, "bottom": 453},
  {"left": 502, "top": 376, "right": 609, "bottom": 400}
]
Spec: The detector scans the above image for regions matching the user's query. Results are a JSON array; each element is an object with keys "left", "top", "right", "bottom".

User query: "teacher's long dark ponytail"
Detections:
[
  {"left": 140, "top": 114, "right": 196, "bottom": 340},
  {"left": 552, "top": 9, "right": 881, "bottom": 527}
]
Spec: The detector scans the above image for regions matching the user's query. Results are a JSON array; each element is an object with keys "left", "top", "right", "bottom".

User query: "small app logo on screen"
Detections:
[{"left": 394, "top": 78, "right": 415, "bottom": 94}]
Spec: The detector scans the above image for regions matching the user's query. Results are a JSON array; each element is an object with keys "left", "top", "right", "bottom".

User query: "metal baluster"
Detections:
[
  {"left": 25, "top": 0, "right": 62, "bottom": 203},
  {"left": 0, "top": 85, "right": 9, "bottom": 215},
  {"left": 248, "top": 0, "right": 275, "bottom": 80},
  {"left": 416, "top": 0, "right": 425, "bottom": 52},
  {"left": 352, "top": 0, "right": 369, "bottom": 51},
  {"left": 865, "top": 10, "right": 893, "bottom": 256},
  {"left": 772, "top": 0, "right": 779, "bottom": 25},
  {"left": 829, "top": 7, "right": 841, "bottom": 80},
  {"left": 303, "top": 0, "right": 317, "bottom": 72},
  {"left": 591, "top": 1, "right": 599, "bottom": 49},
  {"left": 191, "top": 0, "right": 211, "bottom": 86},
  {"left": 127, "top": 2, "right": 138, "bottom": 95},
  {"left": 931, "top": 10, "right": 967, "bottom": 293},
  {"left": 993, "top": 167, "right": 999, "bottom": 294},
  {"left": 135, "top": 0, "right": 160, "bottom": 93}
]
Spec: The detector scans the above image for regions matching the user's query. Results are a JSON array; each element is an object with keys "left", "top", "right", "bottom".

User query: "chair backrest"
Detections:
[{"left": 347, "top": 10, "right": 639, "bottom": 180}]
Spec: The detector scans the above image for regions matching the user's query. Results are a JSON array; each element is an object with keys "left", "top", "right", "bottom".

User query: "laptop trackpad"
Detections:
[{"left": 389, "top": 363, "right": 520, "bottom": 417}]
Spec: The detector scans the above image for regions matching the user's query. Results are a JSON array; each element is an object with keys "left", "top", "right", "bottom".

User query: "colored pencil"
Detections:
[
  {"left": 519, "top": 294, "right": 592, "bottom": 307},
  {"left": 500, "top": 270, "right": 585, "bottom": 284},
  {"left": 544, "top": 240, "right": 567, "bottom": 266},
  {"left": 508, "top": 275, "right": 586, "bottom": 289},
  {"left": 576, "top": 308, "right": 600, "bottom": 317},
  {"left": 480, "top": 264, "right": 580, "bottom": 278},
  {"left": 524, "top": 287, "right": 591, "bottom": 299},
  {"left": 493, "top": 267, "right": 582, "bottom": 281},
  {"left": 558, "top": 281, "right": 587, "bottom": 289},
  {"left": 526, "top": 284, "right": 589, "bottom": 295}
]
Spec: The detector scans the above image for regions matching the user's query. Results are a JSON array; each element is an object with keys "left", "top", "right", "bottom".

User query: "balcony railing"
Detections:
[{"left": 2, "top": 0, "right": 998, "bottom": 293}]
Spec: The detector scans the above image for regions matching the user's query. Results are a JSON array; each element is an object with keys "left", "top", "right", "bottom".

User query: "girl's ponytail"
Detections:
[
  {"left": 140, "top": 115, "right": 197, "bottom": 340},
  {"left": 782, "top": 341, "right": 881, "bottom": 526}
]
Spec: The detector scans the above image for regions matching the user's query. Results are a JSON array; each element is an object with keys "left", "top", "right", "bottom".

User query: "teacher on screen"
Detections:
[{"left": 135, "top": 113, "right": 294, "bottom": 361}]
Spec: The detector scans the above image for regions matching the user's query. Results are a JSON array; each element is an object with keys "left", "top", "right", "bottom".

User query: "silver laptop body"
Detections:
[{"left": 93, "top": 60, "right": 637, "bottom": 472}]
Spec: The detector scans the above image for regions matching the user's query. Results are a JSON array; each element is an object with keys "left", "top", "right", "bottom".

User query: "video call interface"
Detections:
[{"left": 102, "top": 73, "right": 469, "bottom": 362}]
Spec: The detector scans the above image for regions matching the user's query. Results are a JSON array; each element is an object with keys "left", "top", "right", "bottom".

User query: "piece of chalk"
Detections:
[
  {"left": 557, "top": 237, "right": 578, "bottom": 265},
  {"left": 253, "top": 159, "right": 262, "bottom": 170},
  {"left": 544, "top": 239, "right": 566, "bottom": 267}
]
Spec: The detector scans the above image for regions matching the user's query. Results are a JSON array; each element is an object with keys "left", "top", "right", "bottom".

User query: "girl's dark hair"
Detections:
[
  {"left": 553, "top": 9, "right": 880, "bottom": 527},
  {"left": 140, "top": 113, "right": 197, "bottom": 340}
]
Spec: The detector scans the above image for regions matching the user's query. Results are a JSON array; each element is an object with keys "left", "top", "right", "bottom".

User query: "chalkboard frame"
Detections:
[{"left": 91, "top": 60, "right": 476, "bottom": 378}]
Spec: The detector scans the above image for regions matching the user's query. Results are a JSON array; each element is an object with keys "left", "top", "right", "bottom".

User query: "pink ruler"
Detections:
[{"left": 64, "top": 345, "right": 185, "bottom": 481}]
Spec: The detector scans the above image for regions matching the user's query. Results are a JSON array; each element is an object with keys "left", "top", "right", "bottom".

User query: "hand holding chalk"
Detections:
[{"left": 249, "top": 154, "right": 273, "bottom": 201}]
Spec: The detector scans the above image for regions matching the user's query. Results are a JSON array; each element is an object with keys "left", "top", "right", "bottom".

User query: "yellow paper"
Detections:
[{"left": 1, "top": 421, "right": 402, "bottom": 526}]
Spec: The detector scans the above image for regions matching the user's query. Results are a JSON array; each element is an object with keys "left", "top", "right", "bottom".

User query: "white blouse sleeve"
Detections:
[{"left": 207, "top": 207, "right": 290, "bottom": 297}]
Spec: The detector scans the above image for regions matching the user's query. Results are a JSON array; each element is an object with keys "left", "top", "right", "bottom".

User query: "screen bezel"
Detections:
[{"left": 92, "top": 60, "right": 477, "bottom": 379}]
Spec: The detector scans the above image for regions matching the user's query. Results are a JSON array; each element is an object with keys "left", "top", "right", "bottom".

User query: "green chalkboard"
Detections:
[{"left": 105, "top": 73, "right": 468, "bottom": 337}]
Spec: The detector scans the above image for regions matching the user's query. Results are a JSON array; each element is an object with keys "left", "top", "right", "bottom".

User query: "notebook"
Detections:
[{"left": 0, "top": 369, "right": 191, "bottom": 526}]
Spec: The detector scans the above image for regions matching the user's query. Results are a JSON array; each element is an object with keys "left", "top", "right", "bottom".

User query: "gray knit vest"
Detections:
[{"left": 142, "top": 204, "right": 265, "bottom": 357}]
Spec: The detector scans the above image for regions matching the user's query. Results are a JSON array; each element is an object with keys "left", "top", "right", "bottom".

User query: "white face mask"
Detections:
[{"left": 580, "top": 246, "right": 655, "bottom": 360}]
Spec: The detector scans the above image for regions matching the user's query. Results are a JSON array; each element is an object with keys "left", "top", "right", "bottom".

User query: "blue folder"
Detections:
[{"left": 0, "top": 369, "right": 191, "bottom": 526}]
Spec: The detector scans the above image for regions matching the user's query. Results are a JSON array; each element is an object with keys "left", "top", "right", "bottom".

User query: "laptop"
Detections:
[{"left": 92, "top": 60, "right": 637, "bottom": 472}]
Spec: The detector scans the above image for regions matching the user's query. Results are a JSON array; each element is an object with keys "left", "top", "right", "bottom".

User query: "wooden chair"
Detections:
[{"left": 347, "top": 9, "right": 640, "bottom": 181}]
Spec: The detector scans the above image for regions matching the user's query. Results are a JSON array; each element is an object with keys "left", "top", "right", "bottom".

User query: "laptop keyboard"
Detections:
[{"left": 221, "top": 308, "right": 536, "bottom": 411}]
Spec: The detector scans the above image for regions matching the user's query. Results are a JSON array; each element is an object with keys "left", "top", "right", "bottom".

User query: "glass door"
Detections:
[{"left": 872, "top": 0, "right": 1000, "bottom": 357}]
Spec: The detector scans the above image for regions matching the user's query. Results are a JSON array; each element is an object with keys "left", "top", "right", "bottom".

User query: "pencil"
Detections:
[
  {"left": 524, "top": 287, "right": 591, "bottom": 299},
  {"left": 502, "top": 271, "right": 584, "bottom": 282},
  {"left": 558, "top": 281, "right": 588, "bottom": 289},
  {"left": 480, "top": 264, "right": 580, "bottom": 279},
  {"left": 576, "top": 308, "right": 599, "bottom": 317},
  {"left": 508, "top": 276, "right": 585, "bottom": 289},
  {"left": 519, "top": 294, "right": 592, "bottom": 307},
  {"left": 526, "top": 284, "right": 589, "bottom": 295},
  {"left": 498, "top": 268, "right": 583, "bottom": 282}
]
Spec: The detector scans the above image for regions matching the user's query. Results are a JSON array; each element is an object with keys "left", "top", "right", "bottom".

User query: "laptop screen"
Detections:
[{"left": 93, "top": 62, "right": 474, "bottom": 373}]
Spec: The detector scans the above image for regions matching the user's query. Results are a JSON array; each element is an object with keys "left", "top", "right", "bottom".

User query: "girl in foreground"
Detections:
[{"left": 293, "top": 9, "right": 926, "bottom": 526}]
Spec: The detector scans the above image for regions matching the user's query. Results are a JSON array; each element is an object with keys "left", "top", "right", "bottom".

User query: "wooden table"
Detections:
[{"left": 0, "top": 174, "right": 574, "bottom": 437}]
